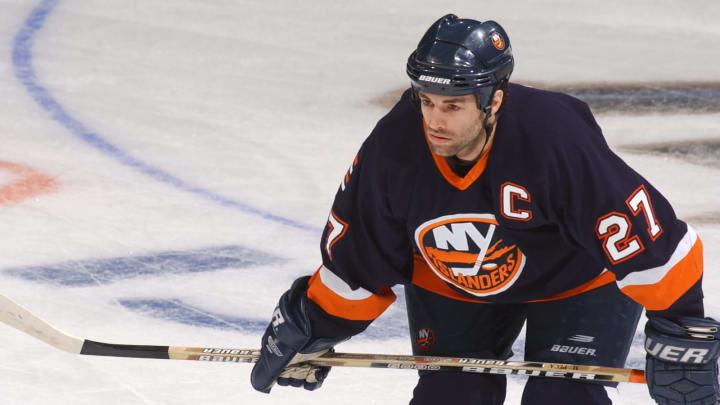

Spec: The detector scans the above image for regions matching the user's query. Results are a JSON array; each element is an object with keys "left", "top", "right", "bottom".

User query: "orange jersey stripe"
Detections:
[
  {"left": 307, "top": 266, "right": 396, "bottom": 321},
  {"left": 619, "top": 232, "right": 703, "bottom": 311},
  {"left": 527, "top": 271, "right": 616, "bottom": 303}
]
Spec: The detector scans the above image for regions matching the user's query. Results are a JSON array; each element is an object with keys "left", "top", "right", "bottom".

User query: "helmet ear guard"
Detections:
[{"left": 407, "top": 14, "right": 514, "bottom": 113}]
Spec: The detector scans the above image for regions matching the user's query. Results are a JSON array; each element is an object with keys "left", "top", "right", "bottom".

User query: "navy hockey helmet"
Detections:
[{"left": 406, "top": 14, "right": 514, "bottom": 112}]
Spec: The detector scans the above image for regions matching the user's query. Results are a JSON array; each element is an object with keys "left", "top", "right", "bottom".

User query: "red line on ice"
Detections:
[{"left": 0, "top": 161, "right": 57, "bottom": 205}]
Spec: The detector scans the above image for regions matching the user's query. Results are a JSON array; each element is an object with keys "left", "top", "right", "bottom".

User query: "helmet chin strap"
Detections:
[
  {"left": 473, "top": 107, "right": 499, "bottom": 162},
  {"left": 473, "top": 84, "right": 508, "bottom": 161}
]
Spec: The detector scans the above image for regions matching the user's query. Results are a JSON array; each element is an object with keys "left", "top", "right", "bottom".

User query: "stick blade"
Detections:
[{"left": 0, "top": 294, "right": 83, "bottom": 354}]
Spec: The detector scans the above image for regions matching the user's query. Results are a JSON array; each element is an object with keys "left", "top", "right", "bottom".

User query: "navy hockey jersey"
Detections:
[{"left": 305, "top": 84, "right": 704, "bottom": 336}]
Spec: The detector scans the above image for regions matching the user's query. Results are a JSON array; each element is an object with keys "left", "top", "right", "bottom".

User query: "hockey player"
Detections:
[{"left": 250, "top": 14, "right": 719, "bottom": 405}]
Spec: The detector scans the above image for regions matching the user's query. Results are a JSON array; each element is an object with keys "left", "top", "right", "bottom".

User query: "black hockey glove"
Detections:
[
  {"left": 250, "top": 276, "right": 347, "bottom": 393},
  {"left": 645, "top": 316, "right": 720, "bottom": 405}
]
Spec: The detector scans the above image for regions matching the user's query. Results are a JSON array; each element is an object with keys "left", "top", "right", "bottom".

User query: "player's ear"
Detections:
[{"left": 490, "top": 90, "right": 504, "bottom": 116}]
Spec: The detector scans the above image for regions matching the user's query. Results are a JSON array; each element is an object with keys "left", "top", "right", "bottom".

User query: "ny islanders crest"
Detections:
[{"left": 414, "top": 214, "right": 525, "bottom": 297}]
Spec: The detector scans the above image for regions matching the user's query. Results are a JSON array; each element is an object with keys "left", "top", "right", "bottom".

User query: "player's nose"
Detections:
[{"left": 424, "top": 110, "right": 445, "bottom": 132}]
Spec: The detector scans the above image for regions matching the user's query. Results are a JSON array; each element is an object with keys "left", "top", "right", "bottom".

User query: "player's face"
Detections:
[{"left": 418, "top": 92, "right": 487, "bottom": 161}]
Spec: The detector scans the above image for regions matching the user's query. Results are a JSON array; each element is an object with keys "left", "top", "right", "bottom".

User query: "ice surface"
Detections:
[{"left": 0, "top": 0, "right": 718, "bottom": 404}]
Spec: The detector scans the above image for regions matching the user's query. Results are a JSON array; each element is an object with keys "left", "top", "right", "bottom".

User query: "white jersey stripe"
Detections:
[
  {"left": 318, "top": 266, "right": 373, "bottom": 300},
  {"left": 616, "top": 225, "right": 697, "bottom": 288}
]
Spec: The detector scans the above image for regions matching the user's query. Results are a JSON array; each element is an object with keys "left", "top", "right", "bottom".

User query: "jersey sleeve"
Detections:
[
  {"left": 305, "top": 128, "right": 415, "bottom": 338},
  {"left": 545, "top": 101, "right": 704, "bottom": 317}
]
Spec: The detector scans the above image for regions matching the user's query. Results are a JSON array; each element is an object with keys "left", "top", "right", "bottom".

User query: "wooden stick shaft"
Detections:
[
  {"left": 0, "top": 294, "right": 646, "bottom": 384},
  {"left": 168, "top": 346, "right": 645, "bottom": 383}
]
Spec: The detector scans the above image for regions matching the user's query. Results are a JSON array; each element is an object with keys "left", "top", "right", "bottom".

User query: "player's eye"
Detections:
[
  {"left": 420, "top": 99, "right": 432, "bottom": 107},
  {"left": 447, "top": 104, "right": 461, "bottom": 111}
]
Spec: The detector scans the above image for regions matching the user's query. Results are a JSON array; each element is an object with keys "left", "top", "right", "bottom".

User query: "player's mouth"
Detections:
[{"left": 428, "top": 132, "right": 451, "bottom": 143}]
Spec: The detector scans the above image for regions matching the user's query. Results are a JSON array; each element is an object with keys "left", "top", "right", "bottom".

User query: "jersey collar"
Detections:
[{"left": 422, "top": 121, "right": 494, "bottom": 190}]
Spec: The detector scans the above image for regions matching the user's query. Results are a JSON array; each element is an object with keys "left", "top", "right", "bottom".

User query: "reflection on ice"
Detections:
[{"left": 622, "top": 138, "right": 720, "bottom": 168}]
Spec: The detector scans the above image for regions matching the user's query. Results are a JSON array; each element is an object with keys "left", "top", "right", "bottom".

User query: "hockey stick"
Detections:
[{"left": 0, "top": 294, "right": 646, "bottom": 384}]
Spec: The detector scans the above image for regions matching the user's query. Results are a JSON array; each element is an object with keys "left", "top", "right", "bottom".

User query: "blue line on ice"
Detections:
[
  {"left": 119, "top": 297, "right": 410, "bottom": 339},
  {"left": 11, "top": 0, "right": 317, "bottom": 232},
  {"left": 3, "top": 243, "right": 409, "bottom": 338},
  {"left": 3, "top": 245, "right": 283, "bottom": 286},
  {"left": 119, "top": 298, "right": 270, "bottom": 332}
]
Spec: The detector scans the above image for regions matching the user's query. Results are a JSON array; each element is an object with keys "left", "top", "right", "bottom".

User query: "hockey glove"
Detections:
[
  {"left": 645, "top": 316, "right": 720, "bottom": 405},
  {"left": 250, "top": 276, "right": 347, "bottom": 393}
]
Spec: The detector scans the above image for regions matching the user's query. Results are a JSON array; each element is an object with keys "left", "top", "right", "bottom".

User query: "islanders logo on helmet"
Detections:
[
  {"left": 414, "top": 214, "right": 525, "bottom": 297},
  {"left": 490, "top": 32, "right": 505, "bottom": 50}
]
